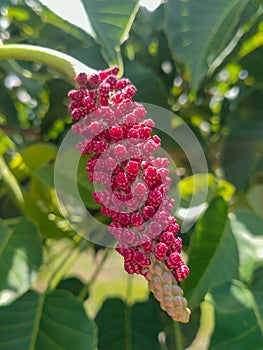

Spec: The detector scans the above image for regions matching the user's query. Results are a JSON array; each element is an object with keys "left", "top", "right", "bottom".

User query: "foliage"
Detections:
[{"left": 0, "top": 0, "right": 262, "bottom": 349}]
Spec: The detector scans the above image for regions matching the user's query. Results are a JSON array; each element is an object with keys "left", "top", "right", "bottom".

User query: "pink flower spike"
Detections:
[{"left": 69, "top": 66, "right": 191, "bottom": 323}]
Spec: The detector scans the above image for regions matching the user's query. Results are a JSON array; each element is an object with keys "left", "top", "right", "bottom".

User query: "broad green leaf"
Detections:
[
  {"left": 95, "top": 297, "right": 163, "bottom": 350},
  {"left": 229, "top": 209, "right": 263, "bottom": 282},
  {"left": 2, "top": 1, "right": 105, "bottom": 71},
  {"left": 221, "top": 89, "right": 263, "bottom": 191},
  {"left": 10, "top": 143, "right": 57, "bottom": 174},
  {"left": 209, "top": 276, "right": 263, "bottom": 349},
  {"left": 9, "top": 143, "right": 57, "bottom": 185},
  {"left": 33, "top": 1, "right": 106, "bottom": 69},
  {"left": 123, "top": 57, "right": 169, "bottom": 107},
  {"left": 24, "top": 177, "right": 72, "bottom": 239},
  {"left": 0, "top": 290, "right": 96, "bottom": 350},
  {"left": 123, "top": 6, "right": 175, "bottom": 95},
  {"left": 81, "top": 0, "right": 140, "bottom": 65},
  {"left": 164, "top": 0, "right": 251, "bottom": 90},
  {"left": 0, "top": 217, "right": 42, "bottom": 305},
  {"left": 184, "top": 197, "right": 239, "bottom": 308},
  {"left": 39, "top": 2, "right": 93, "bottom": 42}
]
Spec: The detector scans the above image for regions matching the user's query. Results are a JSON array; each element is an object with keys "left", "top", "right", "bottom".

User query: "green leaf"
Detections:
[
  {"left": 21, "top": 143, "right": 57, "bottom": 172},
  {"left": 229, "top": 209, "right": 263, "bottom": 282},
  {"left": 209, "top": 276, "right": 263, "bottom": 349},
  {"left": 221, "top": 88, "right": 263, "bottom": 191},
  {"left": 23, "top": 177, "right": 72, "bottom": 239},
  {"left": 33, "top": 1, "right": 106, "bottom": 69},
  {"left": 10, "top": 143, "right": 57, "bottom": 181},
  {"left": 123, "top": 6, "right": 175, "bottom": 94},
  {"left": 0, "top": 218, "right": 42, "bottom": 305},
  {"left": 80, "top": 0, "right": 140, "bottom": 66},
  {"left": 123, "top": 56, "right": 169, "bottom": 107},
  {"left": 185, "top": 197, "right": 239, "bottom": 308},
  {"left": 95, "top": 297, "right": 163, "bottom": 350},
  {"left": 0, "top": 290, "right": 97, "bottom": 350},
  {"left": 164, "top": 0, "right": 251, "bottom": 90}
]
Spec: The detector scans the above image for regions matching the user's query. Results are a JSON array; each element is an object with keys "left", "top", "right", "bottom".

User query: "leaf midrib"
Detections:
[{"left": 28, "top": 294, "right": 45, "bottom": 350}]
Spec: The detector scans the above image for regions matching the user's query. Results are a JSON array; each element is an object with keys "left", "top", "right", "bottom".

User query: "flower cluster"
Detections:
[{"left": 68, "top": 66, "right": 190, "bottom": 322}]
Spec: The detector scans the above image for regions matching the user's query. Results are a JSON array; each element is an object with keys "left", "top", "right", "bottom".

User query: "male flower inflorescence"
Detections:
[{"left": 68, "top": 66, "right": 191, "bottom": 322}]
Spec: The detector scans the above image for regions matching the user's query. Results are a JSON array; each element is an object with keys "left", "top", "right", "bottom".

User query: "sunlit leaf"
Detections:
[
  {"left": 229, "top": 209, "right": 263, "bottom": 282},
  {"left": 164, "top": 0, "right": 257, "bottom": 90},
  {"left": 0, "top": 217, "right": 42, "bottom": 305},
  {"left": 10, "top": 143, "right": 57, "bottom": 180},
  {"left": 24, "top": 177, "right": 71, "bottom": 239},
  {"left": 209, "top": 275, "right": 263, "bottom": 349},
  {"left": 81, "top": 0, "right": 140, "bottom": 65}
]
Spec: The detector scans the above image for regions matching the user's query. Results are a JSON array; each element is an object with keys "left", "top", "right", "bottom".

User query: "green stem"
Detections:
[
  {"left": 174, "top": 321, "right": 184, "bottom": 350},
  {"left": 186, "top": 300, "right": 215, "bottom": 350},
  {"left": 78, "top": 248, "right": 112, "bottom": 300},
  {"left": 8, "top": 59, "right": 54, "bottom": 82},
  {"left": 0, "top": 44, "right": 96, "bottom": 82},
  {"left": 125, "top": 274, "right": 133, "bottom": 304},
  {"left": 47, "top": 235, "right": 88, "bottom": 291},
  {"left": 125, "top": 276, "right": 133, "bottom": 350},
  {"left": 0, "top": 155, "right": 24, "bottom": 208}
]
